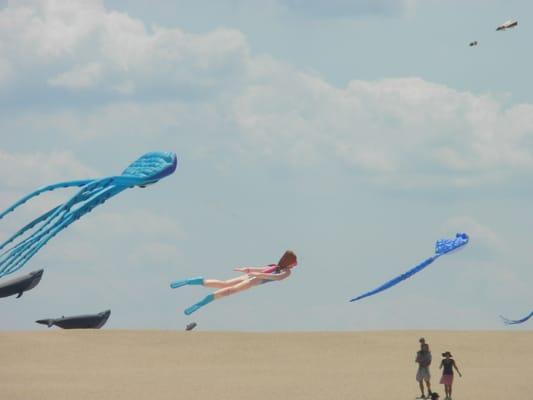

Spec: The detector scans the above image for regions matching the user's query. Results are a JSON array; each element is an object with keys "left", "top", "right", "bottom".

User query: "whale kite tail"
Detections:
[{"left": 35, "top": 319, "right": 55, "bottom": 328}]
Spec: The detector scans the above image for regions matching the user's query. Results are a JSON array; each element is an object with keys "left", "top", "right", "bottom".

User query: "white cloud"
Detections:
[
  {"left": 2, "top": 1, "right": 533, "bottom": 189},
  {"left": 0, "top": 149, "right": 96, "bottom": 189},
  {"left": 233, "top": 70, "right": 533, "bottom": 186},
  {"left": 49, "top": 62, "right": 102, "bottom": 89},
  {"left": 442, "top": 216, "right": 506, "bottom": 253},
  {"left": 0, "top": 0, "right": 248, "bottom": 95}
]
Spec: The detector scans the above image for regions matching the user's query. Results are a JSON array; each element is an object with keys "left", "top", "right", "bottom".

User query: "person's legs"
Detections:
[
  {"left": 425, "top": 377, "right": 432, "bottom": 395},
  {"left": 416, "top": 369, "right": 427, "bottom": 398},
  {"left": 213, "top": 278, "right": 258, "bottom": 299},
  {"left": 418, "top": 380, "right": 425, "bottom": 398},
  {"left": 171, "top": 275, "right": 248, "bottom": 289},
  {"left": 444, "top": 385, "right": 451, "bottom": 399},
  {"left": 184, "top": 278, "right": 259, "bottom": 315},
  {"left": 203, "top": 275, "right": 248, "bottom": 288}
]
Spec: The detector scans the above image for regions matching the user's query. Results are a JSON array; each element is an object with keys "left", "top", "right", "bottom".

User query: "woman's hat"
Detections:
[
  {"left": 430, "top": 393, "right": 440, "bottom": 399},
  {"left": 442, "top": 351, "right": 452, "bottom": 357}
]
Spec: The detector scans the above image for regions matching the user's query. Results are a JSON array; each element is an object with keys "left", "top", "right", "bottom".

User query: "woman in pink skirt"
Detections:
[{"left": 439, "top": 351, "right": 462, "bottom": 400}]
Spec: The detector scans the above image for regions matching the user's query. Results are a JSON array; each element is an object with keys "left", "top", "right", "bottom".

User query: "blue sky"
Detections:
[{"left": 0, "top": 0, "right": 531, "bottom": 331}]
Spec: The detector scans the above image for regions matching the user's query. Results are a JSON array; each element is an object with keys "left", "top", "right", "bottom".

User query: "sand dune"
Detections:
[{"left": 0, "top": 330, "right": 531, "bottom": 399}]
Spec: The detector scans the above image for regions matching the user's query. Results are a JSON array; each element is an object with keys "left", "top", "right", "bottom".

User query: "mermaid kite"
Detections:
[
  {"left": 500, "top": 311, "right": 533, "bottom": 325},
  {"left": 171, "top": 250, "right": 297, "bottom": 315},
  {"left": 350, "top": 233, "right": 469, "bottom": 302},
  {"left": 0, "top": 152, "right": 177, "bottom": 278}
]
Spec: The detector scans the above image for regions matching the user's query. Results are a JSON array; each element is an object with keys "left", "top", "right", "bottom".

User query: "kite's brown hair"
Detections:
[{"left": 277, "top": 250, "right": 297, "bottom": 271}]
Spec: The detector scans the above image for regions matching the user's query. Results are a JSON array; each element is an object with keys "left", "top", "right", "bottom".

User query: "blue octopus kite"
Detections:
[
  {"left": 500, "top": 311, "right": 533, "bottom": 325},
  {"left": 0, "top": 152, "right": 177, "bottom": 278},
  {"left": 350, "top": 233, "right": 469, "bottom": 302}
]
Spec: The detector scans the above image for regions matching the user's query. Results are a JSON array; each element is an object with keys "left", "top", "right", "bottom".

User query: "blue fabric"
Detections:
[
  {"left": 435, "top": 233, "right": 469, "bottom": 255},
  {"left": 0, "top": 152, "right": 177, "bottom": 278},
  {"left": 350, "top": 233, "right": 469, "bottom": 302},
  {"left": 500, "top": 311, "right": 533, "bottom": 325},
  {"left": 170, "top": 279, "right": 188, "bottom": 289},
  {"left": 186, "top": 277, "right": 204, "bottom": 285},
  {"left": 185, "top": 293, "right": 214, "bottom": 315},
  {"left": 170, "top": 277, "right": 203, "bottom": 289}
]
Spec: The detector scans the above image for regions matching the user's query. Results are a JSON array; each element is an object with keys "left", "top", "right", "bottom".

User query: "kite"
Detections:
[
  {"left": 171, "top": 250, "right": 297, "bottom": 315},
  {"left": 0, "top": 269, "right": 43, "bottom": 299},
  {"left": 496, "top": 20, "right": 518, "bottom": 31},
  {"left": 185, "top": 322, "right": 197, "bottom": 331},
  {"left": 350, "top": 233, "right": 469, "bottom": 302},
  {"left": 500, "top": 311, "right": 533, "bottom": 325},
  {"left": 36, "top": 309, "right": 111, "bottom": 329},
  {"left": 0, "top": 152, "right": 177, "bottom": 278}
]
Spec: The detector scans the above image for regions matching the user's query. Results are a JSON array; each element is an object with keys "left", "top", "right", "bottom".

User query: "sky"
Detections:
[{"left": 0, "top": 0, "right": 532, "bottom": 331}]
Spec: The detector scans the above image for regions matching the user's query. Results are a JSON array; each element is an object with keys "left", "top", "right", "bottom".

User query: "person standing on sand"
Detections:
[
  {"left": 416, "top": 342, "right": 432, "bottom": 399},
  {"left": 439, "top": 351, "right": 462, "bottom": 400}
]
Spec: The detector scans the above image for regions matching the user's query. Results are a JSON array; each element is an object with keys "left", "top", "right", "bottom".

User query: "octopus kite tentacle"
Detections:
[
  {"left": 0, "top": 180, "right": 93, "bottom": 220},
  {"left": 0, "top": 152, "right": 177, "bottom": 278},
  {"left": 500, "top": 311, "right": 533, "bottom": 325},
  {"left": 350, "top": 233, "right": 469, "bottom": 302}
]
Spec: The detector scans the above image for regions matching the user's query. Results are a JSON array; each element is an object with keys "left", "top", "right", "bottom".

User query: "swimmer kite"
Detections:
[
  {"left": 171, "top": 250, "right": 297, "bottom": 315},
  {"left": 500, "top": 311, "right": 533, "bottom": 325},
  {"left": 0, "top": 152, "right": 177, "bottom": 278},
  {"left": 350, "top": 233, "right": 469, "bottom": 302}
]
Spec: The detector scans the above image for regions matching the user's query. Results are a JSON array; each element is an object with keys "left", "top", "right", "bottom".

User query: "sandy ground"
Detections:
[{"left": 0, "top": 330, "right": 531, "bottom": 400}]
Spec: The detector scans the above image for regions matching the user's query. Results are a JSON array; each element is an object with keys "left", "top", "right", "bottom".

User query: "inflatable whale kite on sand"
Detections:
[
  {"left": 0, "top": 152, "right": 177, "bottom": 278},
  {"left": 36, "top": 309, "right": 111, "bottom": 329}
]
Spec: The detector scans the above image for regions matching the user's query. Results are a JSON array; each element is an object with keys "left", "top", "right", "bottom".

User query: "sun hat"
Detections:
[{"left": 442, "top": 351, "right": 452, "bottom": 357}]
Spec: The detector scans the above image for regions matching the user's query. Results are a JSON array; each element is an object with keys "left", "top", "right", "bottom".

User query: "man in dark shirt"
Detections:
[{"left": 416, "top": 340, "right": 433, "bottom": 399}]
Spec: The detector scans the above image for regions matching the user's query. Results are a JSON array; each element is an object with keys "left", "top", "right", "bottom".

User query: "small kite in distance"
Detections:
[
  {"left": 500, "top": 311, "right": 533, "bottom": 325},
  {"left": 350, "top": 233, "right": 469, "bottom": 303},
  {"left": 469, "top": 41, "right": 478, "bottom": 47},
  {"left": 496, "top": 20, "right": 518, "bottom": 31}
]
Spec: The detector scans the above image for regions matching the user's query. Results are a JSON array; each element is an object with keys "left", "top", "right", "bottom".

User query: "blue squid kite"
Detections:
[
  {"left": 500, "top": 311, "right": 533, "bottom": 325},
  {"left": 350, "top": 233, "right": 469, "bottom": 302},
  {"left": 0, "top": 152, "right": 177, "bottom": 278}
]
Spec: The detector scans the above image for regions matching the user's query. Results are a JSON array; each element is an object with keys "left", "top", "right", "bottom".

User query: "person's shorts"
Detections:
[
  {"left": 416, "top": 367, "right": 431, "bottom": 382},
  {"left": 440, "top": 374, "right": 453, "bottom": 385}
]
